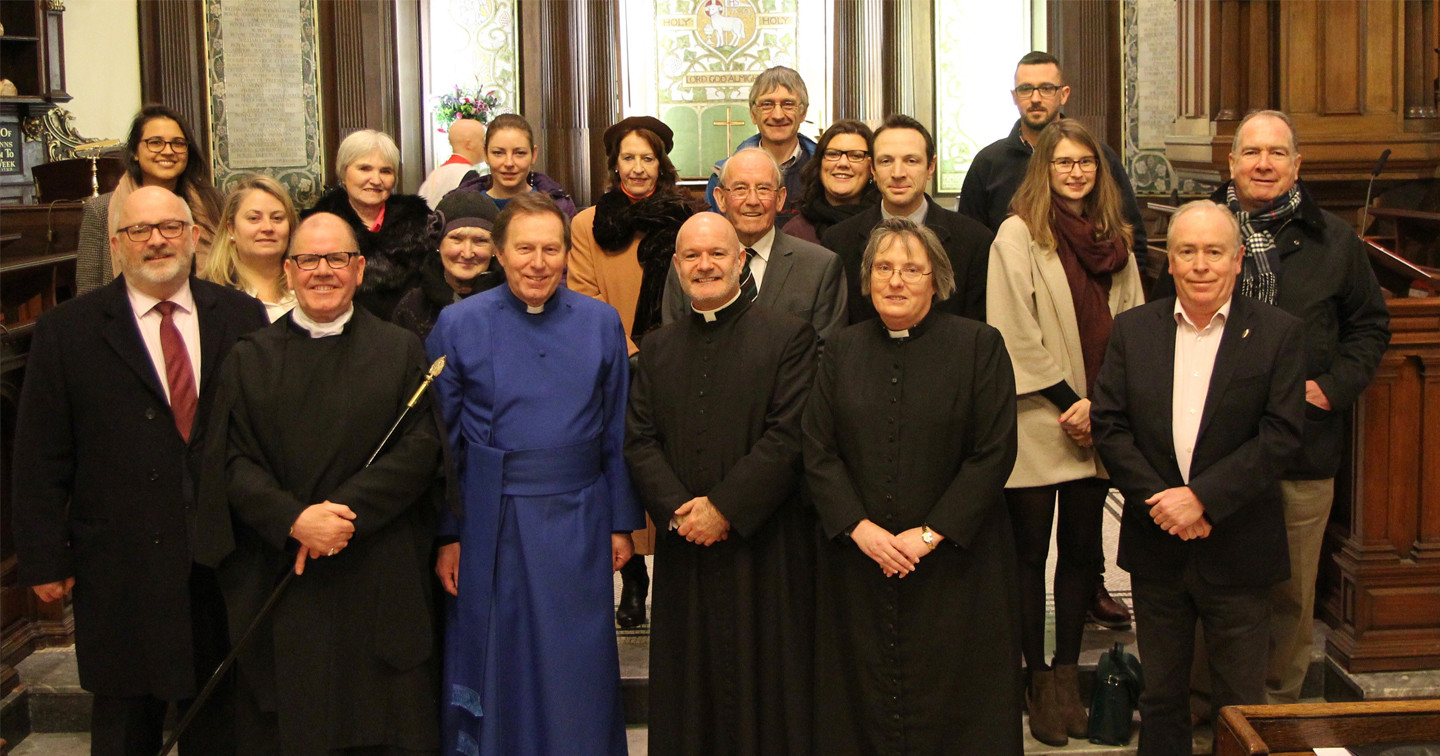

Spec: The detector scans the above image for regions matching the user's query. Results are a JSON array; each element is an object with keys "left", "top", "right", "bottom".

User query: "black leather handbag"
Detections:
[{"left": 1088, "top": 642, "right": 1144, "bottom": 745}]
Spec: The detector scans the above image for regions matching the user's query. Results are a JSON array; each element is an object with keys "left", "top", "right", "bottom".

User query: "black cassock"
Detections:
[
  {"left": 802, "top": 313, "right": 1024, "bottom": 756},
  {"left": 196, "top": 308, "right": 443, "bottom": 754},
  {"left": 625, "top": 298, "right": 818, "bottom": 756}
]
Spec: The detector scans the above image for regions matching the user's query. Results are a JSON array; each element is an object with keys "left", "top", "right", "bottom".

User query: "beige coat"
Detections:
[
  {"left": 987, "top": 215, "right": 1144, "bottom": 488},
  {"left": 568, "top": 205, "right": 643, "bottom": 356}
]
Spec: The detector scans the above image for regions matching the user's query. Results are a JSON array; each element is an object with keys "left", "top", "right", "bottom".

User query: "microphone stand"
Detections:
[
  {"left": 156, "top": 356, "right": 448, "bottom": 756},
  {"left": 1359, "top": 148, "right": 1391, "bottom": 239}
]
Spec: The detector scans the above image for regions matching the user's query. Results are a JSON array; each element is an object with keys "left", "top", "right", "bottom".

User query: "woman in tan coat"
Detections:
[
  {"left": 986, "top": 119, "right": 1144, "bottom": 746},
  {"left": 569, "top": 115, "right": 692, "bottom": 626}
]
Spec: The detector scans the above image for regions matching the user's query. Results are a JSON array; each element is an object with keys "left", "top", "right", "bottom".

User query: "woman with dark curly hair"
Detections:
[
  {"left": 304, "top": 129, "right": 436, "bottom": 318},
  {"left": 782, "top": 118, "right": 878, "bottom": 244},
  {"left": 568, "top": 115, "right": 692, "bottom": 628},
  {"left": 76, "top": 105, "right": 223, "bottom": 293}
]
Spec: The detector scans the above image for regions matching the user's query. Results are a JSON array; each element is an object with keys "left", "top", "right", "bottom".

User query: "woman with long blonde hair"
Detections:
[
  {"left": 987, "top": 118, "right": 1145, "bottom": 746},
  {"left": 202, "top": 174, "right": 298, "bottom": 321}
]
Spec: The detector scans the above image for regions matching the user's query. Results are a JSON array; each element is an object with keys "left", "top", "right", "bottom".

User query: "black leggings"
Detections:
[{"left": 1007, "top": 477, "right": 1109, "bottom": 669}]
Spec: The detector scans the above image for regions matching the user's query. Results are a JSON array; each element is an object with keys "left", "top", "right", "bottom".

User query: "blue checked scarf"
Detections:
[{"left": 1225, "top": 183, "right": 1301, "bottom": 305}]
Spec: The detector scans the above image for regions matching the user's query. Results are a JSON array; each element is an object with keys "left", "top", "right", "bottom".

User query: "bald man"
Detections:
[
  {"left": 626, "top": 212, "right": 820, "bottom": 754},
  {"left": 13, "top": 186, "right": 267, "bottom": 755},
  {"left": 419, "top": 118, "right": 488, "bottom": 208}
]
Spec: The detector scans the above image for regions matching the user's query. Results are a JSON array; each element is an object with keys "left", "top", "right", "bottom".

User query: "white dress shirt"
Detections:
[
  {"left": 881, "top": 201, "right": 929, "bottom": 227},
  {"left": 1171, "top": 299, "right": 1231, "bottom": 482},
  {"left": 126, "top": 280, "right": 201, "bottom": 400},
  {"left": 745, "top": 226, "right": 777, "bottom": 292}
]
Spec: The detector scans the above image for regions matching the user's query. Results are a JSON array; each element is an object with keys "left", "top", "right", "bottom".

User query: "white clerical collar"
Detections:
[
  {"left": 291, "top": 304, "right": 354, "bottom": 338},
  {"left": 527, "top": 303, "right": 545, "bottom": 314},
  {"left": 692, "top": 288, "right": 743, "bottom": 322},
  {"left": 887, "top": 327, "right": 910, "bottom": 339},
  {"left": 882, "top": 201, "right": 929, "bottom": 226}
]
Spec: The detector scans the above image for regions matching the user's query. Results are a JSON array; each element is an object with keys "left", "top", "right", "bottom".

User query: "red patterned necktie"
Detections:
[{"left": 154, "top": 301, "right": 197, "bottom": 442}]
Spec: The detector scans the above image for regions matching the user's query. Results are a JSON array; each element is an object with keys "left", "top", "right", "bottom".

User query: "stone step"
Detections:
[{"left": 0, "top": 621, "right": 1332, "bottom": 751}]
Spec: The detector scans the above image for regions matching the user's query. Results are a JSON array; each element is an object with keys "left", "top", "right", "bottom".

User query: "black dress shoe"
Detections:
[
  {"left": 1087, "top": 585, "right": 1132, "bottom": 629},
  {"left": 616, "top": 558, "right": 649, "bottom": 628}
]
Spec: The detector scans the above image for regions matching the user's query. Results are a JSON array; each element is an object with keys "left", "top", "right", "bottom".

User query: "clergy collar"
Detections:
[
  {"left": 690, "top": 287, "right": 748, "bottom": 324},
  {"left": 290, "top": 304, "right": 354, "bottom": 338},
  {"left": 876, "top": 310, "right": 933, "bottom": 341},
  {"left": 504, "top": 285, "right": 559, "bottom": 315}
]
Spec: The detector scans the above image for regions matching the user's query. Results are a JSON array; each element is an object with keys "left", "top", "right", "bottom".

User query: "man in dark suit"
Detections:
[
  {"left": 12, "top": 186, "right": 267, "bottom": 755},
  {"left": 821, "top": 114, "right": 993, "bottom": 325},
  {"left": 1091, "top": 200, "right": 1305, "bottom": 756},
  {"left": 663, "top": 146, "right": 848, "bottom": 345}
]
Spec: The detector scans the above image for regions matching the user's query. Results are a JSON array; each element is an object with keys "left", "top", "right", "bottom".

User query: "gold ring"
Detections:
[{"left": 327, "top": 548, "right": 335, "bottom": 556}]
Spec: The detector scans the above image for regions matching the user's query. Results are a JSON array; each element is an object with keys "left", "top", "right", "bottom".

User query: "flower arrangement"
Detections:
[{"left": 433, "top": 84, "right": 503, "bottom": 132}]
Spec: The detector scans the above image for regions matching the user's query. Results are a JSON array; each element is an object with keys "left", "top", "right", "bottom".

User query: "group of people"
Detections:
[{"left": 13, "top": 51, "right": 1391, "bottom": 756}]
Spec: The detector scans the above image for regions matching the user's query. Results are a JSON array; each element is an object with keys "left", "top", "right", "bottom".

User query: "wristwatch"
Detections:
[{"left": 921, "top": 525, "right": 936, "bottom": 551}]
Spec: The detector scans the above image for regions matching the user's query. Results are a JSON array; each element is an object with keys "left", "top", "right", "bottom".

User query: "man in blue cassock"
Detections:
[{"left": 427, "top": 192, "right": 644, "bottom": 756}]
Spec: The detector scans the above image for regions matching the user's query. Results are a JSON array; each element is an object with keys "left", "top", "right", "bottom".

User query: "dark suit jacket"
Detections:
[
  {"left": 11, "top": 276, "right": 267, "bottom": 698},
  {"left": 820, "top": 197, "right": 994, "bottom": 325},
  {"left": 661, "top": 228, "right": 849, "bottom": 345},
  {"left": 1091, "top": 295, "right": 1305, "bottom": 587}
]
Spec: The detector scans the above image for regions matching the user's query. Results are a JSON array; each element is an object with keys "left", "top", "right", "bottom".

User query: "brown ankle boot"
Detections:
[
  {"left": 1026, "top": 667, "right": 1068, "bottom": 746},
  {"left": 1051, "top": 662, "right": 1090, "bottom": 739}
]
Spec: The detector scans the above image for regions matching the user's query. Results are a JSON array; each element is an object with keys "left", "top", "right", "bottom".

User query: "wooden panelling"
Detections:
[
  {"left": 519, "top": 0, "right": 618, "bottom": 206},
  {"left": 1048, "top": 0, "right": 1122, "bottom": 151},
  {"left": 1323, "top": 297, "right": 1440, "bottom": 672},
  {"left": 1168, "top": 0, "right": 1440, "bottom": 186},
  {"left": 317, "top": 0, "right": 402, "bottom": 186},
  {"left": 137, "top": 0, "right": 208, "bottom": 137}
]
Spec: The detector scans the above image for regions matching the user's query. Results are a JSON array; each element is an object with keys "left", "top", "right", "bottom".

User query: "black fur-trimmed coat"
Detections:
[{"left": 305, "top": 188, "right": 437, "bottom": 319}]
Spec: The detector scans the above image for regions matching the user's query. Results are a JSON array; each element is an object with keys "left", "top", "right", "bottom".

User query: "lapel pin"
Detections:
[{"left": 1242, "top": 328, "right": 1250, "bottom": 339}]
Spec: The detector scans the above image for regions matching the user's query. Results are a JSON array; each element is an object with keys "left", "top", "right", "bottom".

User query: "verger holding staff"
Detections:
[
  {"left": 198, "top": 212, "right": 444, "bottom": 754},
  {"left": 803, "top": 217, "right": 1022, "bottom": 755}
]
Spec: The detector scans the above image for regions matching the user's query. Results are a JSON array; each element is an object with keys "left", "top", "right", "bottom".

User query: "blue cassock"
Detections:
[{"left": 427, "top": 286, "right": 644, "bottom": 756}]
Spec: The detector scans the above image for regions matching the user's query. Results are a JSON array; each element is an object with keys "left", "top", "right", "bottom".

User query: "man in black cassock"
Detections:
[
  {"left": 625, "top": 212, "right": 818, "bottom": 755},
  {"left": 196, "top": 212, "right": 443, "bottom": 755}
]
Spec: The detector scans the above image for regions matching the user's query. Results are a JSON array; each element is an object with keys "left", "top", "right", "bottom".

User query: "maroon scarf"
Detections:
[{"left": 1050, "top": 202, "right": 1130, "bottom": 392}]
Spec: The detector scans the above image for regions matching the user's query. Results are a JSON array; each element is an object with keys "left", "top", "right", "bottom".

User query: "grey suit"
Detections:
[{"left": 662, "top": 229, "right": 848, "bottom": 345}]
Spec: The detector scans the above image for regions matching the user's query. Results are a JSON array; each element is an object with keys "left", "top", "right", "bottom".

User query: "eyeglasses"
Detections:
[
  {"left": 1168, "top": 249, "right": 1232, "bottom": 264},
  {"left": 119, "top": 220, "right": 190, "bottom": 242},
  {"left": 754, "top": 100, "right": 800, "bottom": 114},
  {"left": 141, "top": 137, "right": 189, "bottom": 154},
  {"left": 1014, "top": 83, "right": 1063, "bottom": 99},
  {"left": 822, "top": 149, "right": 870, "bottom": 163},
  {"left": 1051, "top": 157, "right": 1099, "bottom": 173},
  {"left": 722, "top": 183, "right": 778, "bottom": 200},
  {"left": 289, "top": 252, "right": 358, "bottom": 270},
  {"left": 871, "top": 263, "right": 932, "bottom": 283}
]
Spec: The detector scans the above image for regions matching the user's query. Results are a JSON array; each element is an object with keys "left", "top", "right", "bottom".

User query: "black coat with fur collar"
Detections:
[{"left": 305, "top": 188, "right": 438, "bottom": 318}]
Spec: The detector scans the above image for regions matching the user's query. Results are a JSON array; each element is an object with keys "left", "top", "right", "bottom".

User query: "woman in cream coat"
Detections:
[{"left": 986, "top": 119, "right": 1144, "bottom": 747}]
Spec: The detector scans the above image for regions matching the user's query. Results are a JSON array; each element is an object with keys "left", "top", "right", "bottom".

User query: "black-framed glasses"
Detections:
[
  {"left": 1051, "top": 157, "right": 1099, "bottom": 173},
  {"left": 871, "top": 263, "right": 932, "bottom": 283},
  {"left": 822, "top": 149, "right": 870, "bottom": 163},
  {"left": 141, "top": 137, "right": 189, "bottom": 154},
  {"left": 1014, "top": 83, "right": 1062, "bottom": 99},
  {"left": 289, "top": 252, "right": 358, "bottom": 270},
  {"left": 120, "top": 220, "right": 190, "bottom": 242}
]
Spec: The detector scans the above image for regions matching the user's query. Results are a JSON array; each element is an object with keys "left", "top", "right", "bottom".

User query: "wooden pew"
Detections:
[{"left": 1214, "top": 700, "right": 1440, "bottom": 756}]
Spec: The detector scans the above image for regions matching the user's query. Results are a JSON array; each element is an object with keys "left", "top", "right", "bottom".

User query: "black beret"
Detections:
[{"left": 603, "top": 116, "right": 674, "bottom": 158}]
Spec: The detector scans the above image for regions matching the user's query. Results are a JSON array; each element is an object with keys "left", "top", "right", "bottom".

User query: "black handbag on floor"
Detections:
[{"left": 1088, "top": 642, "right": 1144, "bottom": 745}]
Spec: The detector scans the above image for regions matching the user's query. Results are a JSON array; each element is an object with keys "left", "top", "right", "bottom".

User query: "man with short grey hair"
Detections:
[
  {"left": 704, "top": 65, "right": 817, "bottom": 219},
  {"left": 1154, "top": 110, "right": 1390, "bottom": 704},
  {"left": 666, "top": 146, "right": 848, "bottom": 345},
  {"left": 1093, "top": 199, "right": 1305, "bottom": 755}
]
